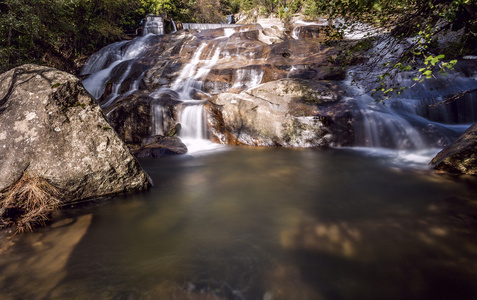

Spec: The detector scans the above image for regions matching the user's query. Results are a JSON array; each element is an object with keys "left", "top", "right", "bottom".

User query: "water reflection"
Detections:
[
  {"left": 1, "top": 148, "right": 477, "bottom": 299},
  {"left": 0, "top": 214, "right": 92, "bottom": 299}
]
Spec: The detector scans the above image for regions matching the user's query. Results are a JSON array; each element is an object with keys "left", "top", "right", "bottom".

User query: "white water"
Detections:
[
  {"left": 81, "top": 34, "right": 154, "bottom": 106},
  {"left": 342, "top": 29, "right": 476, "bottom": 151},
  {"left": 80, "top": 41, "right": 128, "bottom": 76},
  {"left": 345, "top": 147, "right": 443, "bottom": 170},
  {"left": 143, "top": 16, "right": 164, "bottom": 35},
  {"left": 82, "top": 61, "right": 122, "bottom": 99},
  {"left": 101, "top": 61, "right": 135, "bottom": 107},
  {"left": 334, "top": 18, "right": 380, "bottom": 40},
  {"left": 182, "top": 23, "right": 240, "bottom": 30},
  {"left": 178, "top": 103, "right": 222, "bottom": 154},
  {"left": 291, "top": 19, "right": 328, "bottom": 40},
  {"left": 171, "top": 20, "right": 177, "bottom": 33},
  {"left": 232, "top": 68, "right": 263, "bottom": 90},
  {"left": 154, "top": 29, "right": 243, "bottom": 154}
]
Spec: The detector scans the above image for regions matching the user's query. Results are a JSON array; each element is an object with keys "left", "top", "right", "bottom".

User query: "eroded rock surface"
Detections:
[
  {"left": 134, "top": 135, "right": 188, "bottom": 158},
  {"left": 208, "top": 78, "right": 355, "bottom": 147},
  {"left": 430, "top": 122, "right": 477, "bottom": 174},
  {"left": 0, "top": 64, "right": 151, "bottom": 201}
]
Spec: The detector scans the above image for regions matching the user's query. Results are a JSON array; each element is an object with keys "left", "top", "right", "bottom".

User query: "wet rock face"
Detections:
[
  {"left": 0, "top": 64, "right": 151, "bottom": 201},
  {"left": 134, "top": 135, "right": 188, "bottom": 158},
  {"left": 105, "top": 92, "right": 181, "bottom": 148},
  {"left": 209, "top": 78, "right": 353, "bottom": 147},
  {"left": 430, "top": 122, "right": 477, "bottom": 174},
  {"left": 105, "top": 93, "right": 154, "bottom": 147}
]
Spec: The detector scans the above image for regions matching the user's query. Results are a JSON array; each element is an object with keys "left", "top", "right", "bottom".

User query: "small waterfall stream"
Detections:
[
  {"left": 335, "top": 31, "right": 477, "bottom": 166},
  {"left": 180, "top": 104, "right": 207, "bottom": 139}
]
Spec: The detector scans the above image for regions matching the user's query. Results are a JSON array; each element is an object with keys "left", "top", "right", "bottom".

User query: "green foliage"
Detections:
[
  {"left": 0, "top": 0, "right": 242, "bottom": 73},
  {"left": 277, "top": 0, "right": 301, "bottom": 21},
  {"left": 0, "top": 0, "right": 147, "bottom": 73}
]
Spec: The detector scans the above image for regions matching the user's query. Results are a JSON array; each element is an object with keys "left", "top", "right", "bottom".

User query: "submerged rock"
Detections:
[
  {"left": 430, "top": 122, "right": 477, "bottom": 174},
  {"left": 0, "top": 64, "right": 151, "bottom": 202},
  {"left": 134, "top": 135, "right": 188, "bottom": 158}
]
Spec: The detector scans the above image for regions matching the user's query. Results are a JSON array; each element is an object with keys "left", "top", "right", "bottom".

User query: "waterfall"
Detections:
[
  {"left": 171, "top": 20, "right": 177, "bottom": 33},
  {"left": 80, "top": 41, "right": 128, "bottom": 76},
  {"left": 180, "top": 103, "right": 207, "bottom": 139},
  {"left": 82, "top": 61, "right": 122, "bottom": 99},
  {"left": 352, "top": 93, "right": 426, "bottom": 149},
  {"left": 80, "top": 17, "right": 477, "bottom": 161},
  {"left": 346, "top": 75, "right": 474, "bottom": 151},
  {"left": 81, "top": 34, "right": 155, "bottom": 107},
  {"left": 150, "top": 30, "right": 237, "bottom": 154},
  {"left": 343, "top": 30, "right": 477, "bottom": 153},
  {"left": 151, "top": 104, "right": 166, "bottom": 136},
  {"left": 182, "top": 23, "right": 240, "bottom": 30},
  {"left": 232, "top": 68, "right": 264, "bottom": 90},
  {"left": 143, "top": 16, "right": 164, "bottom": 35},
  {"left": 100, "top": 60, "right": 135, "bottom": 107}
]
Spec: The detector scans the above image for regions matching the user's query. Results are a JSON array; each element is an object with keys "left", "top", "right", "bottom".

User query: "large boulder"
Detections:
[
  {"left": 430, "top": 122, "right": 477, "bottom": 174},
  {"left": 209, "top": 78, "right": 346, "bottom": 147},
  {"left": 0, "top": 64, "right": 151, "bottom": 202}
]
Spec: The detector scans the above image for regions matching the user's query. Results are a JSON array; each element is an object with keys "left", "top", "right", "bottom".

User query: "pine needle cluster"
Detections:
[{"left": 0, "top": 172, "right": 62, "bottom": 233}]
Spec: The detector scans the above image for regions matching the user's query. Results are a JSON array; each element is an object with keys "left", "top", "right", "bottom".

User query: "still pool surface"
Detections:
[{"left": 1, "top": 147, "right": 477, "bottom": 299}]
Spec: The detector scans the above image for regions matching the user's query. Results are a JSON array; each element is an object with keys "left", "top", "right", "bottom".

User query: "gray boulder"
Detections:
[
  {"left": 209, "top": 78, "right": 345, "bottom": 147},
  {"left": 0, "top": 64, "right": 151, "bottom": 202},
  {"left": 430, "top": 122, "right": 477, "bottom": 174}
]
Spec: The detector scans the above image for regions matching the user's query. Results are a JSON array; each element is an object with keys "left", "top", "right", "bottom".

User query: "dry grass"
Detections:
[{"left": 0, "top": 172, "right": 62, "bottom": 233}]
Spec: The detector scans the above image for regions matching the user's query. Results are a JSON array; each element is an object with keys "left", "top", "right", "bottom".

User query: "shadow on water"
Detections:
[{"left": 1, "top": 147, "right": 477, "bottom": 299}]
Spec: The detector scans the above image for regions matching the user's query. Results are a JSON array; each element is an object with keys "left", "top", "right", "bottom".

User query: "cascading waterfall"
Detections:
[
  {"left": 151, "top": 29, "right": 244, "bottom": 153},
  {"left": 82, "top": 60, "right": 122, "bottom": 100},
  {"left": 342, "top": 80, "right": 474, "bottom": 168},
  {"left": 80, "top": 18, "right": 476, "bottom": 162},
  {"left": 82, "top": 34, "right": 156, "bottom": 107},
  {"left": 80, "top": 41, "right": 128, "bottom": 76},
  {"left": 344, "top": 32, "right": 475, "bottom": 151},
  {"left": 342, "top": 34, "right": 476, "bottom": 166},
  {"left": 352, "top": 96, "right": 427, "bottom": 149},
  {"left": 100, "top": 60, "right": 135, "bottom": 107}
]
